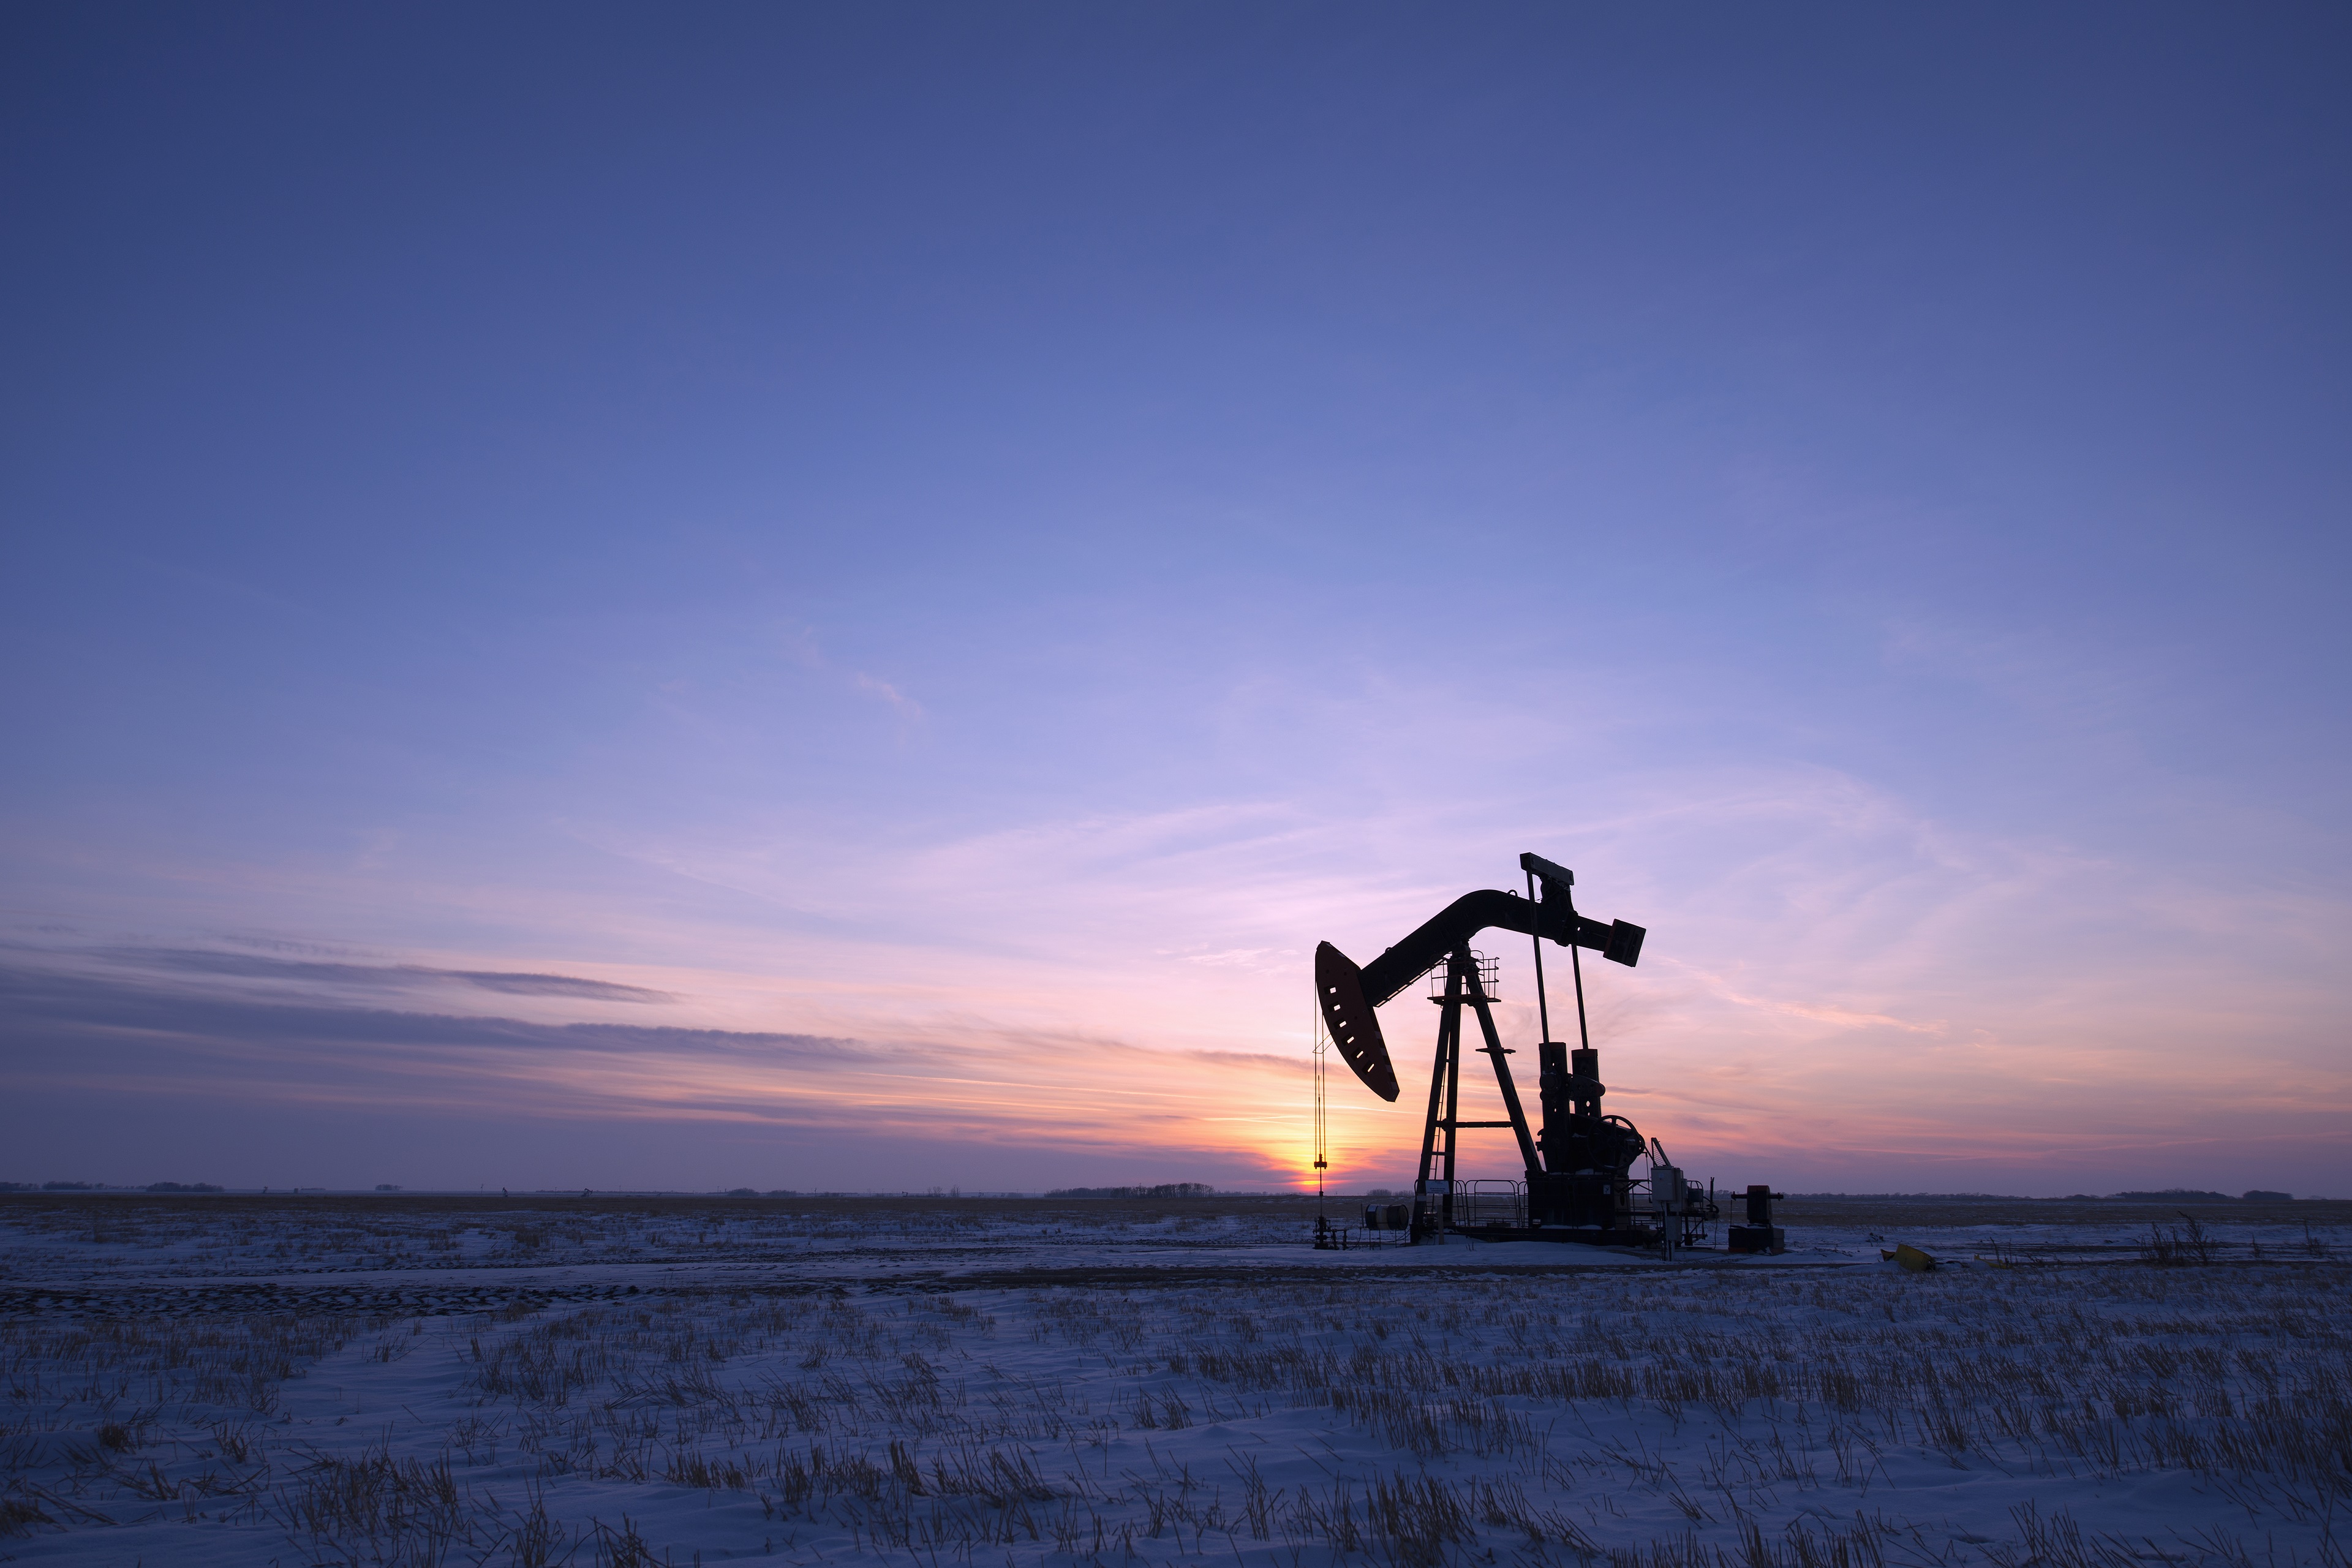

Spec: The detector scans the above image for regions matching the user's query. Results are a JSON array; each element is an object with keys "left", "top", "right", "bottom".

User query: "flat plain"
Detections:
[{"left": 2, "top": 1192, "right": 2346, "bottom": 1567}]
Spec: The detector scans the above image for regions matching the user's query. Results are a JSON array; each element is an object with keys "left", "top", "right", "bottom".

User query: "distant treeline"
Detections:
[
  {"left": 1794, "top": 1188, "right": 2297, "bottom": 1202},
  {"left": 2109, "top": 1189, "right": 2293, "bottom": 1202},
  {"left": 1791, "top": 1192, "right": 2033, "bottom": 1200},
  {"left": 0, "top": 1181, "right": 224, "bottom": 1193},
  {"left": 1046, "top": 1183, "right": 1216, "bottom": 1199}
]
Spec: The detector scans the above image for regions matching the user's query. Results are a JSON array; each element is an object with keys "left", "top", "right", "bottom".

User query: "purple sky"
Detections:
[{"left": 3, "top": 4, "right": 2347, "bottom": 1196}]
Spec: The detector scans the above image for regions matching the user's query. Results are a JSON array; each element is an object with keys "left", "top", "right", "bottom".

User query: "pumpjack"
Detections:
[{"left": 1317, "top": 853, "right": 1774, "bottom": 1249}]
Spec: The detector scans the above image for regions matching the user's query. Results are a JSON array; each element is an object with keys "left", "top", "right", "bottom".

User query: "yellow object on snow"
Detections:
[{"left": 1879, "top": 1244, "right": 1937, "bottom": 1272}]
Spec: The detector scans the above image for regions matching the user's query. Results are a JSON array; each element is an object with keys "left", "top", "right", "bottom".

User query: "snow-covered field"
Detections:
[{"left": 2, "top": 1195, "right": 2347, "bottom": 1567}]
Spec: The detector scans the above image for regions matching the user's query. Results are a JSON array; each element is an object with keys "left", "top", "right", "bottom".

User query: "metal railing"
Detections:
[
  {"left": 1440, "top": 1178, "right": 1526, "bottom": 1231},
  {"left": 1424, "top": 949, "right": 1501, "bottom": 1001}
]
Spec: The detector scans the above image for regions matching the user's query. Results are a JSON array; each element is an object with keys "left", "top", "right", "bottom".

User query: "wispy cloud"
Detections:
[
  {"left": 89, "top": 947, "right": 674, "bottom": 1003},
  {"left": 0, "top": 955, "right": 1317, "bottom": 1181},
  {"left": 7, "top": 678, "right": 2346, "bottom": 1194},
  {"left": 763, "top": 620, "right": 923, "bottom": 719},
  {"left": 851, "top": 673, "right": 923, "bottom": 718}
]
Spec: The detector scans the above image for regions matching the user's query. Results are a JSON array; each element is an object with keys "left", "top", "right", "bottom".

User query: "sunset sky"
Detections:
[{"left": 4, "top": 4, "right": 2346, "bottom": 1197}]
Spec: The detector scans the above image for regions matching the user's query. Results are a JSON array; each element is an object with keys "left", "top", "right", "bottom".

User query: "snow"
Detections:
[{"left": 2, "top": 1197, "right": 2346, "bottom": 1566}]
